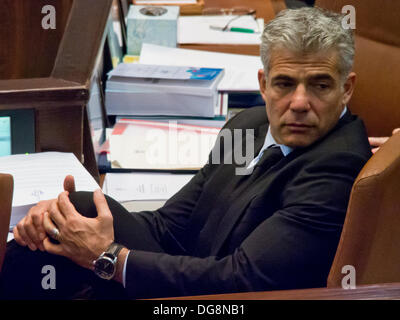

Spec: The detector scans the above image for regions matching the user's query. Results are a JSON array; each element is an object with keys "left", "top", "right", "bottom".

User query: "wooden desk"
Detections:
[
  {"left": 0, "top": 0, "right": 113, "bottom": 182},
  {"left": 160, "top": 282, "right": 400, "bottom": 300},
  {"left": 180, "top": 0, "right": 287, "bottom": 56}
]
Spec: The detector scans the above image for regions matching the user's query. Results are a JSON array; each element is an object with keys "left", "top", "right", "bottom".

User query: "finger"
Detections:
[
  {"left": 57, "top": 191, "right": 78, "bottom": 218},
  {"left": 16, "top": 219, "right": 36, "bottom": 251},
  {"left": 93, "top": 189, "right": 112, "bottom": 220},
  {"left": 371, "top": 147, "right": 379, "bottom": 154},
  {"left": 64, "top": 175, "right": 76, "bottom": 193},
  {"left": 368, "top": 136, "right": 388, "bottom": 147},
  {"left": 43, "top": 211, "right": 59, "bottom": 239},
  {"left": 31, "top": 211, "right": 46, "bottom": 242},
  {"left": 29, "top": 202, "right": 51, "bottom": 250},
  {"left": 393, "top": 128, "right": 400, "bottom": 135},
  {"left": 43, "top": 237, "right": 65, "bottom": 256},
  {"left": 13, "top": 225, "right": 27, "bottom": 247},
  {"left": 48, "top": 200, "right": 65, "bottom": 228},
  {"left": 24, "top": 215, "right": 45, "bottom": 252}
]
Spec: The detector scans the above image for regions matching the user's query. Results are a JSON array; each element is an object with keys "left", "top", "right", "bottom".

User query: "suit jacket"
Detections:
[{"left": 124, "top": 106, "right": 372, "bottom": 299}]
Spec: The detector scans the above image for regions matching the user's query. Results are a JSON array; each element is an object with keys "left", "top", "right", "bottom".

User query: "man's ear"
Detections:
[
  {"left": 342, "top": 72, "right": 356, "bottom": 106},
  {"left": 258, "top": 69, "right": 268, "bottom": 101}
]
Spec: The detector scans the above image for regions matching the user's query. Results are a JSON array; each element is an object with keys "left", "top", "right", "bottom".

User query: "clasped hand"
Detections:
[{"left": 13, "top": 176, "right": 115, "bottom": 270}]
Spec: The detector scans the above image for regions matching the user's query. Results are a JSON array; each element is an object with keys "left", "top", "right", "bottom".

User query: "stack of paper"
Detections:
[
  {"left": 0, "top": 152, "right": 99, "bottom": 235},
  {"left": 105, "top": 63, "right": 225, "bottom": 118},
  {"left": 109, "top": 119, "right": 220, "bottom": 170},
  {"left": 116, "top": 115, "right": 227, "bottom": 128}
]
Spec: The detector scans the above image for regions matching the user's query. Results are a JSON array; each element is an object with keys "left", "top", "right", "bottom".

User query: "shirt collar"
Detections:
[
  {"left": 260, "top": 106, "right": 348, "bottom": 157},
  {"left": 262, "top": 128, "right": 293, "bottom": 156}
]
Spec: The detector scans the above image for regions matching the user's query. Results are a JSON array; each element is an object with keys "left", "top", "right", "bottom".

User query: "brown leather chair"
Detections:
[
  {"left": 315, "top": 0, "right": 400, "bottom": 137},
  {"left": 314, "top": 0, "right": 400, "bottom": 288},
  {"left": 0, "top": 173, "right": 13, "bottom": 272},
  {"left": 327, "top": 132, "right": 400, "bottom": 287}
]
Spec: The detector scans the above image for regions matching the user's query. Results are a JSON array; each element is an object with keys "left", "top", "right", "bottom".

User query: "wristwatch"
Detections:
[{"left": 93, "top": 242, "right": 124, "bottom": 280}]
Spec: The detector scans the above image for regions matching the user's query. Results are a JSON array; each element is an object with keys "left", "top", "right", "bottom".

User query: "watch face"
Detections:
[{"left": 94, "top": 256, "right": 116, "bottom": 280}]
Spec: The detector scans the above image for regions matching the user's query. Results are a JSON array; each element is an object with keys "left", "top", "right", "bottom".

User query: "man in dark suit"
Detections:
[{"left": 1, "top": 7, "right": 371, "bottom": 299}]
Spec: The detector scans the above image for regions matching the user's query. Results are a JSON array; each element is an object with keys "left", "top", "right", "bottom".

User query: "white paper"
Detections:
[
  {"left": 178, "top": 15, "right": 263, "bottom": 45},
  {"left": 139, "top": 43, "right": 263, "bottom": 92},
  {"left": 0, "top": 152, "right": 99, "bottom": 230},
  {"left": 103, "top": 172, "right": 194, "bottom": 202}
]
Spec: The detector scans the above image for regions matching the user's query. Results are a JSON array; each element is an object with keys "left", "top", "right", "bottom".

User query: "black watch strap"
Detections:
[{"left": 105, "top": 242, "right": 123, "bottom": 258}]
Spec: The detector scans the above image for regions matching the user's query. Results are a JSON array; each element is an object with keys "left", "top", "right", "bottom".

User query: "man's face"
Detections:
[{"left": 258, "top": 48, "right": 355, "bottom": 148}]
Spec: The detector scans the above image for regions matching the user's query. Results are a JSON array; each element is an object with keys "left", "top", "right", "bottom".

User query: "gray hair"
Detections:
[{"left": 260, "top": 7, "right": 354, "bottom": 81}]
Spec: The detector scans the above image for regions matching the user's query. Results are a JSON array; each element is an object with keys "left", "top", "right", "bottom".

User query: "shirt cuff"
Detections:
[{"left": 122, "top": 250, "right": 131, "bottom": 288}]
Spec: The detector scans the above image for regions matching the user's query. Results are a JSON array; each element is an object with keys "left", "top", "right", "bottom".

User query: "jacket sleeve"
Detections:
[{"left": 123, "top": 150, "right": 369, "bottom": 299}]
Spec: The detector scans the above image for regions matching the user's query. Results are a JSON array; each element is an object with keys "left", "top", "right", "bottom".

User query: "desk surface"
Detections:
[
  {"left": 203, "top": 0, "right": 286, "bottom": 21},
  {"left": 160, "top": 282, "right": 400, "bottom": 300},
  {"left": 180, "top": 0, "right": 286, "bottom": 56}
]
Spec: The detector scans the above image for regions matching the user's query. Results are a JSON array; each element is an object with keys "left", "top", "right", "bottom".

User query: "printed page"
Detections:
[
  {"left": 0, "top": 152, "right": 99, "bottom": 229},
  {"left": 103, "top": 172, "right": 194, "bottom": 202}
]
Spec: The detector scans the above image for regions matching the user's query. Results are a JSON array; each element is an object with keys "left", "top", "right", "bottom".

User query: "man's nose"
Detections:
[{"left": 289, "top": 84, "right": 310, "bottom": 112}]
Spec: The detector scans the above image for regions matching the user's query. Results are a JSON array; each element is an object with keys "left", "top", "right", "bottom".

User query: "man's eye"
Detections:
[
  {"left": 314, "top": 83, "right": 330, "bottom": 90},
  {"left": 275, "top": 82, "right": 293, "bottom": 88}
]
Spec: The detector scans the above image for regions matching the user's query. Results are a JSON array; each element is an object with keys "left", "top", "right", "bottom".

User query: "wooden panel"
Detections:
[
  {"left": 350, "top": 36, "right": 400, "bottom": 136},
  {"left": 203, "top": 0, "right": 285, "bottom": 21},
  {"left": 316, "top": 0, "right": 400, "bottom": 136},
  {"left": 0, "top": 78, "right": 88, "bottom": 104},
  {"left": 52, "top": 0, "right": 112, "bottom": 84},
  {"left": 0, "top": 174, "right": 13, "bottom": 272},
  {"left": 316, "top": 0, "right": 400, "bottom": 47},
  {"left": 36, "top": 105, "right": 83, "bottom": 156},
  {"left": 0, "top": 0, "right": 113, "bottom": 180},
  {"left": 179, "top": 44, "right": 261, "bottom": 56},
  {"left": 0, "top": 0, "right": 73, "bottom": 80}
]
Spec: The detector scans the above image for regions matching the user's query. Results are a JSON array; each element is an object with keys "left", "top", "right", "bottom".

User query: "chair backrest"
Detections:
[
  {"left": 327, "top": 132, "right": 400, "bottom": 287},
  {"left": 0, "top": 173, "right": 13, "bottom": 272},
  {"left": 315, "top": 0, "right": 400, "bottom": 137}
]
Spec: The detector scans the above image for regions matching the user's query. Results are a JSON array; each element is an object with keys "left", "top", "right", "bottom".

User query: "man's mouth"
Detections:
[{"left": 285, "top": 123, "right": 313, "bottom": 132}]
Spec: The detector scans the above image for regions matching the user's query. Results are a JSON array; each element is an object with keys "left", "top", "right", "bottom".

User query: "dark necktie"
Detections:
[{"left": 254, "top": 145, "right": 284, "bottom": 171}]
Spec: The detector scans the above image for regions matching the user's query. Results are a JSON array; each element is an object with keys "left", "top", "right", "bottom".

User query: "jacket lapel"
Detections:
[{"left": 209, "top": 123, "right": 274, "bottom": 256}]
